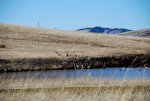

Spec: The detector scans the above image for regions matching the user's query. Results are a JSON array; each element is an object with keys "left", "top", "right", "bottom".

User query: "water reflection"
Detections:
[{"left": 0, "top": 68, "right": 150, "bottom": 80}]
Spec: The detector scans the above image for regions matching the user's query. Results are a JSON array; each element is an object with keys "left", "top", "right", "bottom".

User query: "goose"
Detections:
[
  {"left": 137, "top": 69, "right": 142, "bottom": 71},
  {"left": 122, "top": 67, "right": 125, "bottom": 69}
]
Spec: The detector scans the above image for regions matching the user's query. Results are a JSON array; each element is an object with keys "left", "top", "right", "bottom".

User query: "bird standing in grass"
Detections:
[{"left": 66, "top": 52, "right": 71, "bottom": 57}]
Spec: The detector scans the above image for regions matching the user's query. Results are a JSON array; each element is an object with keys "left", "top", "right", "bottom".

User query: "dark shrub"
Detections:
[{"left": 0, "top": 44, "right": 6, "bottom": 48}]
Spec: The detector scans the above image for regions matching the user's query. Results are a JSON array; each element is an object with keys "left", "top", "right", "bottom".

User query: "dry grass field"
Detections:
[
  {"left": 0, "top": 73, "right": 150, "bottom": 101},
  {"left": 0, "top": 23, "right": 150, "bottom": 71},
  {"left": 0, "top": 23, "right": 150, "bottom": 59},
  {"left": 120, "top": 28, "right": 150, "bottom": 38}
]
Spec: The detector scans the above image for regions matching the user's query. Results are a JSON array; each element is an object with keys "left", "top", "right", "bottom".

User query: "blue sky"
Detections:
[{"left": 0, "top": 0, "right": 150, "bottom": 30}]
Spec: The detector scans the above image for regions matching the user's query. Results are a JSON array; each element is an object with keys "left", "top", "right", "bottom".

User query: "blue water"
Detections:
[{"left": 0, "top": 68, "right": 150, "bottom": 80}]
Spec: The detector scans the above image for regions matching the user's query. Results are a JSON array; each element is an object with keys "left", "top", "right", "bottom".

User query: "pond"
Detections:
[{"left": 0, "top": 68, "right": 150, "bottom": 81}]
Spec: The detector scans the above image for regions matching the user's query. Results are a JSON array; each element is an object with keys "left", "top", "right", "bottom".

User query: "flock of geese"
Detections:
[{"left": 118, "top": 67, "right": 149, "bottom": 72}]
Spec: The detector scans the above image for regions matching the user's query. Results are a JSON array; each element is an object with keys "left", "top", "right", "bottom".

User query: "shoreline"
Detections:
[{"left": 0, "top": 54, "right": 150, "bottom": 72}]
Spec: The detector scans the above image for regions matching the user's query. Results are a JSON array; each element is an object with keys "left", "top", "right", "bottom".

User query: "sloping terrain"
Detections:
[
  {"left": 0, "top": 23, "right": 150, "bottom": 71},
  {"left": 0, "top": 23, "right": 150, "bottom": 59},
  {"left": 120, "top": 28, "right": 150, "bottom": 38}
]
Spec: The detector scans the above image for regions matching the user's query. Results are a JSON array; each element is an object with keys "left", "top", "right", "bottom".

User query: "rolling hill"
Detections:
[
  {"left": 0, "top": 23, "right": 150, "bottom": 71},
  {"left": 0, "top": 23, "right": 149, "bottom": 59},
  {"left": 120, "top": 28, "right": 150, "bottom": 38}
]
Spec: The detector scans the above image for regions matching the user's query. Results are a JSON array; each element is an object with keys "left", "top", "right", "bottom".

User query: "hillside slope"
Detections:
[
  {"left": 0, "top": 23, "right": 150, "bottom": 71},
  {"left": 0, "top": 23, "right": 150, "bottom": 59},
  {"left": 120, "top": 28, "right": 150, "bottom": 38}
]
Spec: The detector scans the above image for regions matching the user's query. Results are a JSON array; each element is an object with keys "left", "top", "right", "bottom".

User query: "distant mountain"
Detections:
[
  {"left": 77, "top": 26, "right": 132, "bottom": 34},
  {"left": 120, "top": 28, "right": 150, "bottom": 38}
]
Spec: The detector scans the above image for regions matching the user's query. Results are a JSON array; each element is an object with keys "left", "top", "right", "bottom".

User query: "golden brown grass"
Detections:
[
  {"left": 0, "top": 23, "right": 150, "bottom": 59},
  {"left": 0, "top": 75, "right": 150, "bottom": 101},
  {"left": 1, "top": 89, "right": 150, "bottom": 101},
  {"left": 0, "top": 77, "right": 150, "bottom": 90}
]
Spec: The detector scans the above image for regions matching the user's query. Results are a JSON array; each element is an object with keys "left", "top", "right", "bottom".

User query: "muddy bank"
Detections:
[{"left": 0, "top": 54, "right": 150, "bottom": 72}]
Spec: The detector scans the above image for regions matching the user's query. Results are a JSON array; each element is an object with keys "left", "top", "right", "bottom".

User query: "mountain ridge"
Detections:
[{"left": 77, "top": 26, "right": 132, "bottom": 34}]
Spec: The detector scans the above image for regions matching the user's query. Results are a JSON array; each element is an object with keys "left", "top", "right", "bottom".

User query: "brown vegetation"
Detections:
[
  {"left": 0, "top": 54, "right": 150, "bottom": 72},
  {"left": 0, "top": 44, "right": 5, "bottom": 48},
  {"left": 0, "top": 23, "right": 150, "bottom": 71},
  {"left": 0, "top": 75, "right": 150, "bottom": 101},
  {"left": 120, "top": 28, "right": 150, "bottom": 37}
]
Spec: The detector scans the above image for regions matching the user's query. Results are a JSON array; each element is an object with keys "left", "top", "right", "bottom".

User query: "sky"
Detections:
[{"left": 0, "top": 0, "right": 150, "bottom": 30}]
